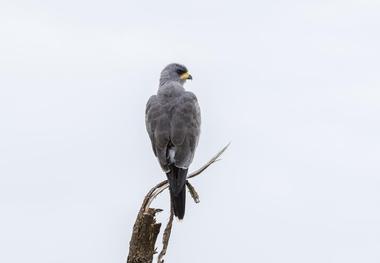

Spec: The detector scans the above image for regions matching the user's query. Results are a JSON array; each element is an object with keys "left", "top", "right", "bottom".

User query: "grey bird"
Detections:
[{"left": 145, "top": 63, "right": 201, "bottom": 219}]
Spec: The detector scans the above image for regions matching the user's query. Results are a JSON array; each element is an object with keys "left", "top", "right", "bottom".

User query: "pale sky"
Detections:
[{"left": 1, "top": 0, "right": 380, "bottom": 262}]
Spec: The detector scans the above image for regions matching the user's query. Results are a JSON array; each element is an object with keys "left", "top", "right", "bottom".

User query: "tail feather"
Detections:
[
  {"left": 170, "top": 186, "right": 186, "bottom": 219},
  {"left": 166, "top": 166, "right": 188, "bottom": 219}
]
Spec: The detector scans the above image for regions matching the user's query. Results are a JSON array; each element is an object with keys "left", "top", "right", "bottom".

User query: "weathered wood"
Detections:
[{"left": 127, "top": 208, "right": 162, "bottom": 263}]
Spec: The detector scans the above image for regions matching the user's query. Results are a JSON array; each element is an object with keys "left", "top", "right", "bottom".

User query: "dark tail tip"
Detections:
[
  {"left": 171, "top": 186, "right": 186, "bottom": 219},
  {"left": 167, "top": 166, "right": 188, "bottom": 219}
]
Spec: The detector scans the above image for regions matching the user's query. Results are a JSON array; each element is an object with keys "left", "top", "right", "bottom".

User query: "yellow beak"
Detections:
[{"left": 180, "top": 72, "right": 193, "bottom": 80}]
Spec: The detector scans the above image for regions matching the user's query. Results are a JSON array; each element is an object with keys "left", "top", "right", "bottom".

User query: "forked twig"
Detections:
[{"left": 144, "top": 142, "right": 230, "bottom": 212}]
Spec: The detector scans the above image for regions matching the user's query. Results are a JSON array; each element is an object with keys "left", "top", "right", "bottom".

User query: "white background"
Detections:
[{"left": 1, "top": 0, "right": 380, "bottom": 262}]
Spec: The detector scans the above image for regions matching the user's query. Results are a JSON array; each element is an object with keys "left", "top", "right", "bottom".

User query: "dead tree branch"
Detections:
[{"left": 127, "top": 143, "right": 230, "bottom": 263}]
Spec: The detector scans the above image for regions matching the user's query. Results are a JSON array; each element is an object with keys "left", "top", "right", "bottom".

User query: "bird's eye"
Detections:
[{"left": 176, "top": 69, "right": 186, "bottom": 75}]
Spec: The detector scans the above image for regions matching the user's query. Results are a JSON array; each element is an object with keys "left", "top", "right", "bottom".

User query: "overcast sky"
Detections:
[{"left": 1, "top": 0, "right": 380, "bottom": 262}]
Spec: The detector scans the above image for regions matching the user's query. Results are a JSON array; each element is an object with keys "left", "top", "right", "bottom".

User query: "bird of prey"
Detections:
[{"left": 145, "top": 63, "right": 201, "bottom": 219}]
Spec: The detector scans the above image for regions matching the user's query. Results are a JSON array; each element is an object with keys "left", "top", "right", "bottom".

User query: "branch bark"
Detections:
[{"left": 127, "top": 143, "right": 230, "bottom": 263}]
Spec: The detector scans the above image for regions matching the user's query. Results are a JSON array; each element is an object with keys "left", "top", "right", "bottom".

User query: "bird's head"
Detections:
[{"left": 160, "top": 63, "right": 192, "bottom": 86}]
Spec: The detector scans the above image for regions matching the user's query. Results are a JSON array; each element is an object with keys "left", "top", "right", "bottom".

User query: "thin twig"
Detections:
[
  {"left": 187, "top": 142, "right": 230, "bottom": 179},
  {"left": 186, "top": 181, "right": 200, "bottom": 203},
  {"left": 157, "top": 207, "right": 174, "bottom": 263}
]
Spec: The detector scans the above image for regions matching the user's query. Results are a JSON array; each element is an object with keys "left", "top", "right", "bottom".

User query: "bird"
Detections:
[{"left": 145, "top": 63, "right": 201, "bottom": 220}]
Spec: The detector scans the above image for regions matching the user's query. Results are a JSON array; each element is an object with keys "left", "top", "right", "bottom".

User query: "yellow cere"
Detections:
[{"left": 180, "top": 72, "right": 190, "bottom": 80}]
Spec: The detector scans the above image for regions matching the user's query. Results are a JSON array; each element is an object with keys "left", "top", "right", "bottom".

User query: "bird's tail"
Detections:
[{"left": 166, "top": 166, "right": 188, "bottom": 220}]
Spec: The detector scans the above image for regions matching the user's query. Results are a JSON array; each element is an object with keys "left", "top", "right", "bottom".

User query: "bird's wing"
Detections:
[
  {"left": 170, "top": 91, "right": 201, "bottom": 168},
  {"left": 145, "top": 95, "right": 159, "bottom": 156},
  {"left": 145, "top": 94, "right": 171, "bottom": 171}
]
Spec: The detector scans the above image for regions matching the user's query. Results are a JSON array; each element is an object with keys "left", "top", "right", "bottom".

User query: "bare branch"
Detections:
[
  {"left": 157, "top": 208, "right": 174, "bottom": 263},
  {"left": 127, "top": 143, "right": 230, "bottom": 263},
  {"left": 143, "top": 143, "right": 230, "bottom": 211},
  {"left": 186, "top": 181, "right": 200, "bottom": 203},
  {"left": 187, "top": 142, "right": 230, "bottom": 179}
]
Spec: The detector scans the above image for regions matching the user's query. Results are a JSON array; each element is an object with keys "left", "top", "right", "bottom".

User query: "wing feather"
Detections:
[{"left": 170, "top": 91, "right": 201, "bottom": 168}]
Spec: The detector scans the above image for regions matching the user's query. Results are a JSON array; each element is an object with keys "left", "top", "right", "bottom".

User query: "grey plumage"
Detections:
[{"left": 145, "top": 63, "right": 201, "bottom": 219}]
